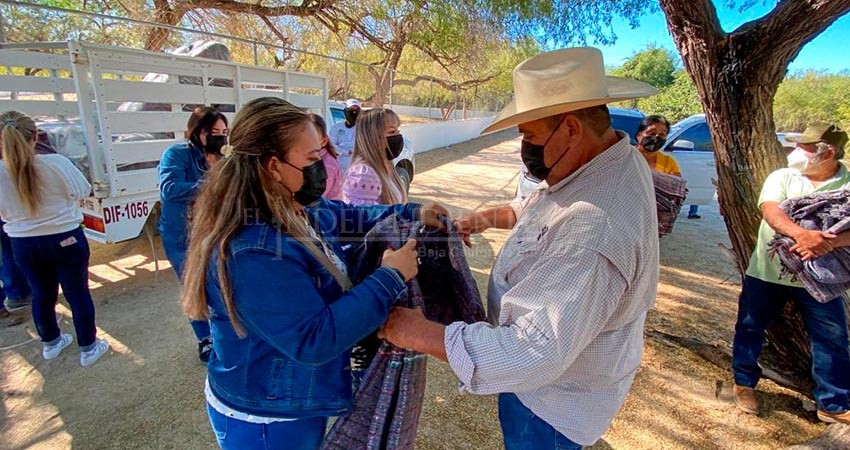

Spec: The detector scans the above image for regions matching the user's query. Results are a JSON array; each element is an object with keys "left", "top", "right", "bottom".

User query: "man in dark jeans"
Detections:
[{"left": 732, "top": 124, "right": 850, "bottom": 424}]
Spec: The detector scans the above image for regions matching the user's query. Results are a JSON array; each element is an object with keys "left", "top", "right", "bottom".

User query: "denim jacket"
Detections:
[
  {"left": 158, "top": 141, "right": 207, "bottom": 245},
  {"left": 205, "top": 198, "right": 422, "bottom": 418}
]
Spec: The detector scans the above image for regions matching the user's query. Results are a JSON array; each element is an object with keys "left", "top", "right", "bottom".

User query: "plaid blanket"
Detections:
[
  {"left": 652, "top": 171, "right": 688, "bottom": 236},
  {"left": 767, "top": 189, "right": 850, "bottom": 303},
  {"left": 322, "top": 216, "right": 485, "bottom": 450}
]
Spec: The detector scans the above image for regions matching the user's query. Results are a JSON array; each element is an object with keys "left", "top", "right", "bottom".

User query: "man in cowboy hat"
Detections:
[
  {"left": 378, "top": 47, "right": 659, "bottom": 449},
  {"left": 730, "top": 123, "right": 850, "bottom": 424}
]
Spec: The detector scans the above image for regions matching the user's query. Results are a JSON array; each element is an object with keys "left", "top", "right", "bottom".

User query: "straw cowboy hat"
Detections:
[{"left": 482, "top": 47, "right": 658, "bottom": 134}]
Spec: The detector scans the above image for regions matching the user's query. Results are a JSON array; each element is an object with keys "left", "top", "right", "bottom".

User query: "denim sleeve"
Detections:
[
  {"left": 229, "top": 248, "right": 407, "bottom": 365},
  {"left": 159, "top": 146, "right": 200, "bottom": 203},
  {"left": 330, "top": 200, "right": 422, "bottom": 241}
]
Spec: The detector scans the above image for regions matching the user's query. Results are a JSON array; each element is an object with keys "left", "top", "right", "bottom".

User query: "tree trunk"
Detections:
[
  {"left": 372, "top": 43, "right": 404, "bottom": 107},
  {"left": 145, "top": 0, "right": 186, "bottom": 52},
  {"left": 659, "top": 0, "right": 850, "bottom": 394}
]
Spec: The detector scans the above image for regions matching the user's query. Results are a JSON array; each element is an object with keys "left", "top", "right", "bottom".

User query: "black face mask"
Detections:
[
  {"left": 386, "top": 134, "right": 405, "bottom": 160},
  {"left": 344, "top": 109, "right": 359, "bottom": 128},
  {"left": 204, "top": 135, "right": 227, "bottom": 155},
  {"left": 640, "top": 135, "right": 666, "bottom": 152},
  {"left": 286, "top": 160, "right": 327, "bottom": 206},
  {"left": 520, "top": 118, "right": 568, "bottom": 181}
]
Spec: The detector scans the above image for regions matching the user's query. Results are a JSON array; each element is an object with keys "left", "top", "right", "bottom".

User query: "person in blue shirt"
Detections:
[
  {"left": 180, "top": 97, "right": 449, "bottom": 450},
  {"left": 158, "top": 106, "right": 228, "bottom": 363}
]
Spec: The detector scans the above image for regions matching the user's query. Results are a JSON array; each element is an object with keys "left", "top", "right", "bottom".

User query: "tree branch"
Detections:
[
  {"left": 258, "top": 14, "right": 292, "bottom": 46},
  {"left": 393, "top": 73, "right": 495, "bottom": 91},
  {"left": 184, "top": 0, "right": 336, "bottom": 17},
  {"left": 658, "top": 0, "right": 724, "bottom": 70},
  {"left": 734, "top": 0, "right": 850, "bottom": 73}
]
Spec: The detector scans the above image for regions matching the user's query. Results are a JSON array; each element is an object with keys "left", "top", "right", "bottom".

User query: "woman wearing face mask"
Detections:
[
  {"left": 310, "top": 114, "right": 344, "bottom": 201},
  {"left": 343, "top": 108, "right": 408, "bottom": 206},
  {"left": 159, "top": 106, "right": 228, "bottom": 363},
  {"left": 635, "top": 115, "right": 702, "bottom": 219},
  {"left": 635, "top": 115, "right": 680, "bottom": 176},
  {"left": 181, "top": 97, "right": 448, "bottom": 450}
]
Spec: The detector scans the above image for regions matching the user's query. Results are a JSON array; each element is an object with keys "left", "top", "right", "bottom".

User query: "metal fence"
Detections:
[{"left": 0, "top": 0, "right": 510, "bottom": 123}]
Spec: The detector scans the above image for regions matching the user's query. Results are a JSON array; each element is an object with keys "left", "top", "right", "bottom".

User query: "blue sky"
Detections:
[{"left": 598, "top": 2, "right": 850, "bottom": 73}]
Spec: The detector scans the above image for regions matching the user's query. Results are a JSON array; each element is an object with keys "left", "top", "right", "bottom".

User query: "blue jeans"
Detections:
[
  {"left": 733, "top": 276, "right": 850, "bottom": 413},
  {"left": 498, "top": 393, "right": 582, "bottom": 450},
  {"left": 207, "top": 403, "right": 327, "bottom": 450},
  {"left": 10, "top": 227, "right": 97, "bottom": 349},
  {"left": 162, "top": 237, "right": 210, "bottom": 341},
  {"left": 0, "top": 221, "right": 32, "bottom": 304},
  {"left": 688, "top": 205, "right": 700, "bottom": 216}
]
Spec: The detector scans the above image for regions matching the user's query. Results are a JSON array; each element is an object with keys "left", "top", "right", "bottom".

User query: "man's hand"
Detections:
[
  {"left": 790, "top": 229, "right": 837, "bottom": 258},
  {"left": 378, "top": 307, "right": 447, "bottom": 361},
  {"left": 420, "top": 202, "right": 451, "bottom": 231},
  {"left": 454, "top": 213, "right": 491, "bottom": 247}
]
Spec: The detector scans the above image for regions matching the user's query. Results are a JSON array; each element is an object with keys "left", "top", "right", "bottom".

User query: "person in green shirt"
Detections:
[{"left": 732, "top": 124, "right": 850, "bottom": 425}]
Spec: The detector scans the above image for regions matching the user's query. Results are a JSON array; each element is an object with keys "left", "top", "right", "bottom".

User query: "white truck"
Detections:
[{"left": 1, "top": 40, "right": 329, "bottom": 243}]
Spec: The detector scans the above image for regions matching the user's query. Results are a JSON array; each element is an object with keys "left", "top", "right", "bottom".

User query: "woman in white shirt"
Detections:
[
  {"left": 0, "top": 111, "right": 109, "bottom": 366},
  {"left": 342, "top": 108, "right": 408, "bottom": 206}
]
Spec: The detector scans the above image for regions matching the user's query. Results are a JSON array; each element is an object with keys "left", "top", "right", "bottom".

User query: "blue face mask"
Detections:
[{"left": 520, "top": 118, "right": 569, "bottom": 181}]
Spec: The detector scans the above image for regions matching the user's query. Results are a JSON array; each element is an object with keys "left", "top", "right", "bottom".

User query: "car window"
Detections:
[
  {"left": 330, "top": 107, "right": 346, "bottom": 125},
  {"left": 673, "top": 122, "right": 713, "bottom": 152},
  {"left": 670, "top": 115, "right": 704, "bottom": 133},
  {"left": 610, "top": 114, "right": 643, "bottom": 145}
]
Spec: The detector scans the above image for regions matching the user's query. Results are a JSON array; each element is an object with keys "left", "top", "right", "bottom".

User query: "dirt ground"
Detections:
[{"left": 0, "top": 130, "right": 829, "bottom": 449}]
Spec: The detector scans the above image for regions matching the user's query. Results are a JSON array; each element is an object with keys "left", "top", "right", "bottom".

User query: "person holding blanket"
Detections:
[
  {"left": 379, "top": 47, "right": 660, "bottom": 449},
  {"left": 730, "top": 123, "right": 850, "bottom": 425},
  {"left": 180, "top": 97, "right": 450, "bottom": 450}
]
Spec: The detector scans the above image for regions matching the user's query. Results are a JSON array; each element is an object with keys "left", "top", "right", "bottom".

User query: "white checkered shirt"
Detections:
[{"left": 444, "top": 133, "right": 660, "bottom": 446}]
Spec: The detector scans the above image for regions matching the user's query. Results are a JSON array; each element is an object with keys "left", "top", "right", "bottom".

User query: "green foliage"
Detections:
[
  {"left": 634, "top": 70, "right": 703, "bottom": 122},
  {"left": 3, "top": 0, "right": 147, "bottom": 47},
  {"left": 773, "top": 71, "right": 850, "bottom": 132},
  {"left": 481, "top": 0, "right": 656, "bottom": 45},
  {"left": 610, "top": 45, "right": 677, "bottom": 89}
]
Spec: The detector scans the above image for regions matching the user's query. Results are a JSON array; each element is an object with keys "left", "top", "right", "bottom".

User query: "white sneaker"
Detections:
[
  {"left": 43, "top": 333, "right": 74, "bottom": 360},
  {"left": 80, "top": 339, "right": 110, "bottom": 367}
]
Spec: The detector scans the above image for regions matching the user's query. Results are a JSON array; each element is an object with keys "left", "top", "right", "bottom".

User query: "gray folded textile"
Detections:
[
  {"left": 767, "top": 189, "right": 850, "bottom": 302},
  {"left": 652, "top": 171, "right": 688, "bottom": 236}
]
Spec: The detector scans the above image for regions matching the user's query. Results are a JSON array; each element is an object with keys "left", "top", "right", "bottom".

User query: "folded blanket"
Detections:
[
  {"left": 652, "top": 171, "right": 688, "bottom": 237},
  {"left": 767, "top": 189, "right": 850, "bottom": 302}
]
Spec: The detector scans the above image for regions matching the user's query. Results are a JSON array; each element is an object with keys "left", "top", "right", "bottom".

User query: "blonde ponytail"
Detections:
[{"left": 0, "top": 111, "right": 41, "bottom": 215}]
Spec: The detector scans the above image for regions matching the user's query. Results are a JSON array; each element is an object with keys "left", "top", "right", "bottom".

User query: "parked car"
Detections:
[
  {"left": 515, "top": 108, "right": 646, "bottom": 200},
  {"left": 327, "top": 101, "right": 416, "bottom": 192},
  {"left": 661, "top": 114, "right": 801, "bottom": 204}
]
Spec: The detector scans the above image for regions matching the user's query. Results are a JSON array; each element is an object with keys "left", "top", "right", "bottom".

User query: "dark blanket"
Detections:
[
  {"left": 767, "top": 189, "right": 850, "bottom": 303},
  {"left": 322, "top": 216, "right": 485, "bottom": 450},
  {"left": 652, "top": 170, "right": 688, "bottom": 237}
]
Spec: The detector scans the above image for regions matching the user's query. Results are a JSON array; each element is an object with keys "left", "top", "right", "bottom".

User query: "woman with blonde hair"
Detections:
[
  {"left": 343, "top": 108, "right": 408, "bottom": 205},
  {"left": 0, "top": 111, "right": 109, "bottom": 366},
  {"left": 181, "top": 97, "right": 448, "bottom": 449}
]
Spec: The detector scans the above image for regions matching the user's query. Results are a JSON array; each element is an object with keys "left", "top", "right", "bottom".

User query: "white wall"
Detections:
[
  {"left": 392, "top": 104, "right": 497, "bottom": 121},
  {"left": 402, "top": 117, "right": 496, "bottom": 154}
]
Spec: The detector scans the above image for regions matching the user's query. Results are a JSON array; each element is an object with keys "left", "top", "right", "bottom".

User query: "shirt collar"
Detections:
[
  {"left": 545, "top": 131, "right": 632, "bottom": 194},
  {"left": 794, "top": 163, "right": 848, "bottom": 190}
]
